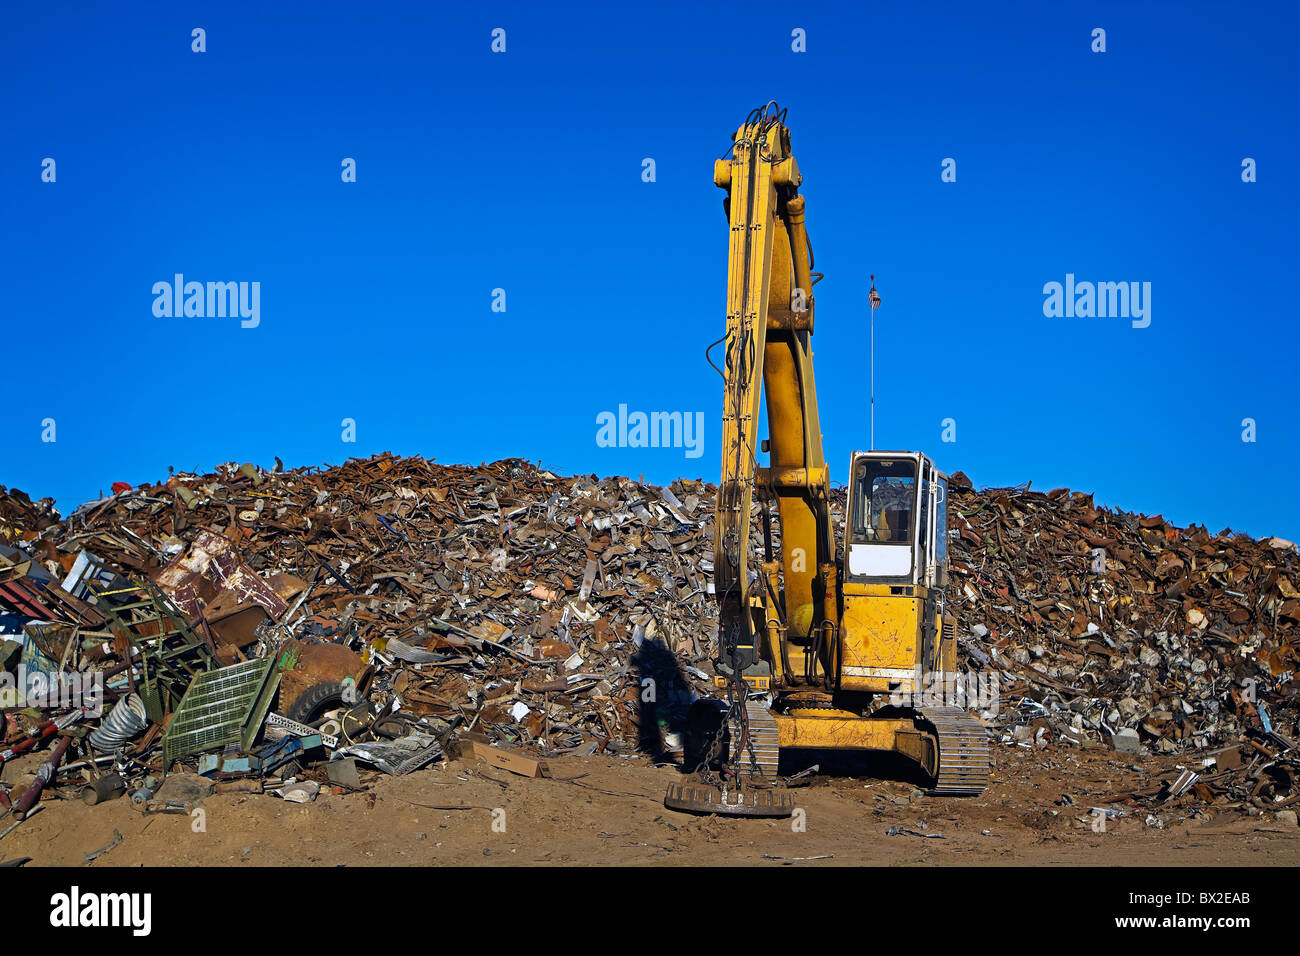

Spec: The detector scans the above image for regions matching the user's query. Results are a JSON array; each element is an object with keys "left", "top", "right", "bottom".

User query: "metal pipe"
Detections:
[
  {"left": 0, "top": 720, "right": 59, "bottom": 768},
  {"left": 56, "top": 753, "right": 119, "bottom": 775},
  {"left": 88, "top": 693, "right": 147, "bottom": 752},
  {"left": 81, "top": 773, "right": 127, "bottom": 805},
  {"left": 0, "top": 708, "right": 81, "bottom": 769},
  {"left": 14, "top": 735, "right": 72, "bottom": 819},
  {"left": 0, "top": 803, "right": 42, "bottom": 840}
]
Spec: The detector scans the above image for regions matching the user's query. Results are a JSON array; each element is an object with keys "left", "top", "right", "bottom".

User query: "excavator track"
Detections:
[
  {"left": 729, "top": 698, "right": 780, "bottom": 779},
  {"left": 918, "top": 706, "right": 989, "bottom": 796}
]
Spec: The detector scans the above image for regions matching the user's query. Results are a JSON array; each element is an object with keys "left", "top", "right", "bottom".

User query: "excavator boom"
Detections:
[{"left": 713, "top": 103, "right": 834, "bottom": 689}]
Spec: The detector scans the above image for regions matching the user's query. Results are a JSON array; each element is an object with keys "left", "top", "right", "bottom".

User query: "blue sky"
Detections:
[{"left": 3, "top": 1, "right": 1297, "bottom": 539}]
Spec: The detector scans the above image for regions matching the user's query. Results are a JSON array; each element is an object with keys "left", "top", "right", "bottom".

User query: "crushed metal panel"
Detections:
[
  {"left": 162, "top": 657, "right": 281, "bottom": 766},
  {"left": 0, "top": 580, "right": 57, "bottom": 620},
  {"left": 157, "top": 530, "right": 288, "bottom": 620},
  {"left": 61, "top": 549, "right": 120, "bottom": 600}
]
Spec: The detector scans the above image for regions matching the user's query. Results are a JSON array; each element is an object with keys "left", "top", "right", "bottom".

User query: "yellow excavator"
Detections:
[{"left": 666, "top": 103, "right": 989, "bottom": 817}]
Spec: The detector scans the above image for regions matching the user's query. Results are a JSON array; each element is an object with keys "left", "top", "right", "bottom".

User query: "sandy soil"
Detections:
[{"left": 4, "top": 741, "right": 1297, "bottom": 868}]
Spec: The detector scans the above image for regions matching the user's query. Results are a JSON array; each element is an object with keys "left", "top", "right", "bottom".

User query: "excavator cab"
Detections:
[
  {"left": 846, "top": 451, "right": 948, "bottom": 588},
  {"left": 839, "top": 451, "right": 955, "bottom": 697}
]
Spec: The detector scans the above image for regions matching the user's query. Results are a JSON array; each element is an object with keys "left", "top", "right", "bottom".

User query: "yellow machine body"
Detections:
[{"left": 705, "top": 105, "right": 986, "bottom": 794}]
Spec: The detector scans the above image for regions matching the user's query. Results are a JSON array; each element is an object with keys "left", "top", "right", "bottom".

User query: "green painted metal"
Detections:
[{"left": 162, "top": 657, "right": 280, "bottom": 766}]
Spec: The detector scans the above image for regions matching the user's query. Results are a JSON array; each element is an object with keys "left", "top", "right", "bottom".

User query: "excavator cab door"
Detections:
[{"left": 922, "top": 460, "right": 950, "bottom": 592}]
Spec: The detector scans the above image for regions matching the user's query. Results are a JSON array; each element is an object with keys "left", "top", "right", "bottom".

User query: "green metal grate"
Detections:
[
  {"left": 163, "top": 657, "right": 281, "bottom": 766},
  {"left": 93, "top": 578, "right": 217, "bottom": 722}
]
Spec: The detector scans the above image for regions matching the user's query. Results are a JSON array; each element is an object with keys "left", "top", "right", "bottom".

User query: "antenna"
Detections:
[{"left": 868, "top": 275, "right": 881, "bottom": 451}]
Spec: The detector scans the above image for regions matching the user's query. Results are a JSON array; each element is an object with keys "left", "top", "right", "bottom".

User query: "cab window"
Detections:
[{"left": 850, "top": 458, "right": 916, "bottom": 545}]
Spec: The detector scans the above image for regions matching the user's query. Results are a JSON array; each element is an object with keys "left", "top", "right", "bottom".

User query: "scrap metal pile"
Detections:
[
  {"left": 941, "top": 471, "right": 1300, "bottom": 815},
  {"left": 0, "top": 454, "right": 1295, "bottom": 821},
  {"left": 0, "top": 454, "right": 718, "bottom": 817}
]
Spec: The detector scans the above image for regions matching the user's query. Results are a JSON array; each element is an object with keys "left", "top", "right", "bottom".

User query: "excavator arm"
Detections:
[{"left": 713, "top": 103, "right": 835, "bottom": 689}]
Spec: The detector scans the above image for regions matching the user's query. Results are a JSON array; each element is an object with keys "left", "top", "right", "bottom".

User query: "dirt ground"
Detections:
[{"left": 6, "top": 742, "right": 1298, "bottom": 867}]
